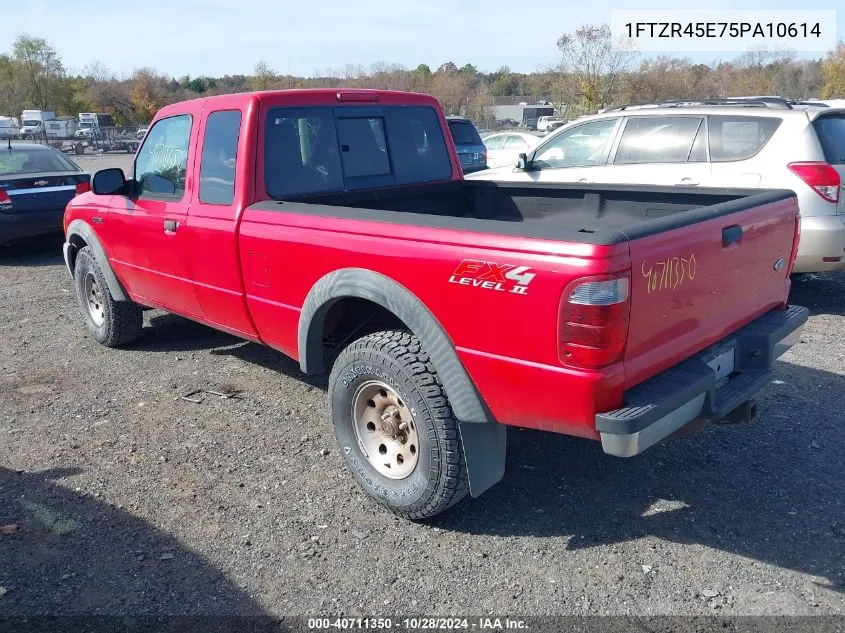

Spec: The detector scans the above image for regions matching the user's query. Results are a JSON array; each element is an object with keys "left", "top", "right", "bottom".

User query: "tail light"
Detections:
[
  {"left": 787, "top": 162, "right": 840, "bottom": 203},
  {"left": 559, "top": 272, "right": 631, "bottom": 369},
  {"left": 75, "top": 180, "right": 91, "bottom": 195},
  {"left": 0, "top": 189, "right": 11, "bottom": 210}
]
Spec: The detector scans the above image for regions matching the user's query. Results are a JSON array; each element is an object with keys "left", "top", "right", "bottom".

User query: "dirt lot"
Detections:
[
  {"left": 0, "top": 179, "right": 843, "bottom": 617},
  {"left": 71, "top": 152, "right": 135, "bottom": 178}
]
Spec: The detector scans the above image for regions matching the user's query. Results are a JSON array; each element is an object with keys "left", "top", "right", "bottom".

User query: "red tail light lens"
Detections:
[
  {"left": 559, "top": 272, "right": 631, "bottom": 369},
  {"left": 0, "top": 189, "right": 11, "bottom": 210},
  {"left": 787, "top": 162, "right": 840, "bottom": 203},
  {"left": 75, "top": 180, "right": 91, "bottom": 195}
]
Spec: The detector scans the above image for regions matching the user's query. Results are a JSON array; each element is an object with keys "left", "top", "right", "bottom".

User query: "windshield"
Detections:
[
  {"left": 79, "top": 122, "right": 93, "bottom": 129},
  {"left": 813, "top": 115, "right": 845, "bottom": 165},
  {"left": 22, "top": 120, "right": 40, "bottom": 127},
  {"left": 0, "top": 149, "right": 80, "bottom": 175}
]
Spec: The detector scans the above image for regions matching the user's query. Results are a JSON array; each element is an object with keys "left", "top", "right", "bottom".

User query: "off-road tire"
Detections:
[
  {"left": 329, "top": 330, "right": 470, "bottom": 520},
  {"left": 73, "top": 246, "right": 143, "bottom": 347}
]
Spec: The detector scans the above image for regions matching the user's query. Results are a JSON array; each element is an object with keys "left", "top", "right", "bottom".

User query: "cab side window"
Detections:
[
  {"left": 199, "top": 110, "right": 242, "bottom": 205},
  {"left": 134, "top": 114, "right": 192, "bottom": 200}
]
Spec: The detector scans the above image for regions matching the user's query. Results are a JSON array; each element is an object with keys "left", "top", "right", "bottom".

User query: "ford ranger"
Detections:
[{"left": 62, "top": 89, "right": 808, "bottom": 519}]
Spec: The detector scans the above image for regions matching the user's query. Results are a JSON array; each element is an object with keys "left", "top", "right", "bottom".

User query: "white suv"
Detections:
[{"left": 468, "top": 100, "right": 845, "bottom": 274}]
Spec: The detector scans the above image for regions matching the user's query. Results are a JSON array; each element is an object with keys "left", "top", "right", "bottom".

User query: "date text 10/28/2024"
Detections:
[{"left": 307, "top": 617, "right": 528, "bottom": 630}]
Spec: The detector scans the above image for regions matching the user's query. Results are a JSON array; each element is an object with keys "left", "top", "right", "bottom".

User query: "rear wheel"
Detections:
[
  {"left": 329, "top": 330, "right": 469, "bottom": 520},
  {"left": 73, "top": 246, "right": 143, "bottom": 347}
]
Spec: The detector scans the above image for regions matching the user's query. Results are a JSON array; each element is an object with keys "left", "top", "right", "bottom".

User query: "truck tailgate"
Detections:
[{"left": 624, "top": 193, "right": 798, "bottom": 388}]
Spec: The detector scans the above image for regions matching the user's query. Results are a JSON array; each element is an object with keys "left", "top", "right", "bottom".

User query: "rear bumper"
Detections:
[
  {"left": 793, "top": 215, "right": 845, "bottom": 273},
  {"left": 0, "top": 209, "right": 64, "bottom": 244},
  {"left": 596, "top": 305, "right": 809, "bottom": 457}
]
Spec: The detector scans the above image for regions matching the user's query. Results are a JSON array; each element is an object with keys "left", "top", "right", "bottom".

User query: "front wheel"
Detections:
[
  {"left": 73, "top": 246, "right": 143, "bottom": 347},
  {"left": 329, "top": 330, "right": 469, "bottom": 520}
]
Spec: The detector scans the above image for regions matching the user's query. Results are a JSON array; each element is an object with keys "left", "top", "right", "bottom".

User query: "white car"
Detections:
[
  {"left": 0, "top": 118, "right": 19, "bottom": 139},
  {"left": 537, "top": 116, "right": 565, "bottom": 133},
  {"left": 467, "top": 99, "right": 845, "bottom": 274},
  {"left": 481, "top": 132, "right": 540, "bottom": 169}
]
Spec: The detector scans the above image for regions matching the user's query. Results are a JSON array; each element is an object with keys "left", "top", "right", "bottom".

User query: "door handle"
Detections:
[
  {"left": 677, "top": 178, "right": 699, "bottom": 186},
  {"left": 577, "top": 178, "right": 591, "bottom": 183},
  {"left": 722, "top": 224, "right": 743, "bottom": 247},
  {"left": 163, "top": 219, "right": 179, "bottom": 233}
]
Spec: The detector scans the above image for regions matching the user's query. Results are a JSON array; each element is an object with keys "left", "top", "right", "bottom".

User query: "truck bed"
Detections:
[{"left": 248, "top": 180, "right": 794, "bottom": 245}]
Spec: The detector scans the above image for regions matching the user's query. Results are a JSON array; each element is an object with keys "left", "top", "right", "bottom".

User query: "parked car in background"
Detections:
[
  {"left": 0, "top": 144, "right": 90, "bottom": 245},
  {"left": 0, "top": 117, "right": 19, "bottom": 139},
  {"left": 445, "top": 116, "right": 487, "bottom": 174},
  {"left": 468, "top": 98, "right": 845, "bottom": 274},
  {"left": 136, "top": 126, "right": 148, "bottom": 139},
  {"left": 805, "top": 99, "right": 845, "bottom": 109},
  {"left": 482, "top": 132, "right": 540, "bottom": 169},
  {"left": 537, "top": 116, "right": 564, "bottom": 133}
]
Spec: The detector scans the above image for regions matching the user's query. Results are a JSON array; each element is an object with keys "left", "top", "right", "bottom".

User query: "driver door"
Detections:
[{"left": 106, "top": 112, "right": 203, "bottom": 317}]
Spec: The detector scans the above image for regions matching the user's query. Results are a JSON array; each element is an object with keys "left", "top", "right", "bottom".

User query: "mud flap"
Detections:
[{"left": 459, "top": 422, "right": 506, "bottom": 497}]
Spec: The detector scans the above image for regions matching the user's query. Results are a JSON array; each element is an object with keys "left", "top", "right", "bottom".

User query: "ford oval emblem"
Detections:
[{"left": 774, "top": 258, "right": 786, "bottom": 271}]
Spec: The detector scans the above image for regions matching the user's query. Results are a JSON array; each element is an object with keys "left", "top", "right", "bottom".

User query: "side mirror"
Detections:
[
  {"left": 92, "top": 168, "right": 127, "bottom": 195},
  {"left": 516, "top": 153, "right": 529, "bottom": 170}
]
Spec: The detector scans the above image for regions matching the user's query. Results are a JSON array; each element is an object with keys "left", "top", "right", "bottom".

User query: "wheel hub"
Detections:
[
  {"left": 380, "top": 406, "right": 402, "bottom": 436},
  {"left": 84, "top": 272, "right": 105, "bottom": 327},
  {"left": 351, "top": 381, "right": 420, "bottom": 479}
]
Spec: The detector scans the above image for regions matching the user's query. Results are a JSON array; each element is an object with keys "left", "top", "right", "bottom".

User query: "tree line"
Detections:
[{"left": 1, "top": 29, "right": 843, "bottom": 127}]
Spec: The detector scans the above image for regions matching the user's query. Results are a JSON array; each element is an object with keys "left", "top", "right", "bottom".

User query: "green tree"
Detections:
[
  {"left": 822, "top": 42, "right": 845, "bottom": 98},
  {"left": 247, "top": 61, "right": 277, "bottom": 91},
  {"left": 12, "top": 34, "right": 67, "bottom": 111},
  {"left": 554, "top": 24, "right": 637, "bottom": 114}
]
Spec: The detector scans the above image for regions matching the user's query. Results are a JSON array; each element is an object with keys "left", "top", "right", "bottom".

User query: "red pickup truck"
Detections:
[{"left": 62, "top": 89, "right": 808, "bottom": 519}]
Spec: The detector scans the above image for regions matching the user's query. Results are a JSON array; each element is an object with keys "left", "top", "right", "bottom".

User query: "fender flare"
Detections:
[
  {"left": 298, "top": 268, "right": 492, "bottom": 424},
  {"left": 298, "top": 268, "right": 505, "bottom": 497},
  {"left": 65, "top": 219, "right": 130, "bottom": 302}
]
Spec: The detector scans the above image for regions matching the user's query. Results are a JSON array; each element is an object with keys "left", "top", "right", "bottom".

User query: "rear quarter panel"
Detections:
[{"left": 238, "top": 211, "right": 629, "bottom": 436}]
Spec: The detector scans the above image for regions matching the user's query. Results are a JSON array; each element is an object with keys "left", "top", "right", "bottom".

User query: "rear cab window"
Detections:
[
  {"left": 813, "top": 115, "right": 845, "bottom": 165},
  {"left": 707, "top": 115, "right": 781, "bottom": 162},
  {"left": 264, "top": 106, "right": 453, "bottom": 199}
]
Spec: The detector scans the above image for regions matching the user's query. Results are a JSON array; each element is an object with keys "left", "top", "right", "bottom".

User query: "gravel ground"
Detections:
[
  {"left": 71, "top": 153, "right": 134, "bottom": 177},
  {"left": 0, "top": 218, "right": 843, "bottom": 618}
]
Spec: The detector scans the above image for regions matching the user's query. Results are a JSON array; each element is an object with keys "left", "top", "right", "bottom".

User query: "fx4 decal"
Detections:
[{"left": 448, "top": 259, "right": 536, "bottom": 295}]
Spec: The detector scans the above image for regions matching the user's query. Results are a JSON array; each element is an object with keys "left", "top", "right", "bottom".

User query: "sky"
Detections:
[{"left": 1, "top": 0, "right": 842, "bottom": 79}]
